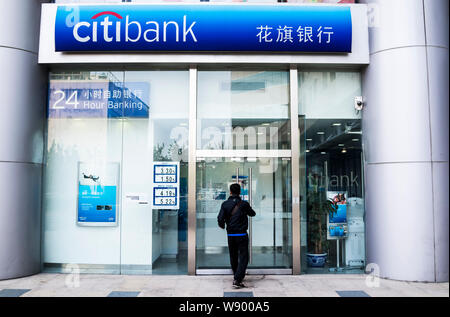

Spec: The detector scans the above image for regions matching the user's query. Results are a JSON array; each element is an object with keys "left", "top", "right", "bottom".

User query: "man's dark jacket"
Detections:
[{"left": 218, "top": 195, "right": 256, "bottom": 234}]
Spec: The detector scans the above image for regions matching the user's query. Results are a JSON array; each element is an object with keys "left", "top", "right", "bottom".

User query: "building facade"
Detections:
[{"left": 0, "top": 0, "right": 448, "bottom": 283}]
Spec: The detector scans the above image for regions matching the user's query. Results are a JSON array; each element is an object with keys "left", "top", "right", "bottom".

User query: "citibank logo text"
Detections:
[{"left": 72, "top": 11, "right": 197, "bottom": 44}]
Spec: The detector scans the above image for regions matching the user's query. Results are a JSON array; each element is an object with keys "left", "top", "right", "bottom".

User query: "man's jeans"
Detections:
[{"left": 227, "top": 234, "right": 249, "bottom": 283}]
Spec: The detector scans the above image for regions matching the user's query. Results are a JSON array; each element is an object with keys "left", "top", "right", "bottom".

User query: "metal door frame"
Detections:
[{"left": 187, "top": 66, "right": 301, "bottom": 275}]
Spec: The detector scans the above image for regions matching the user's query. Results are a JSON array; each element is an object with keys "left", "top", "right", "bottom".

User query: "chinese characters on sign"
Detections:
[
  {"left": 48, "top": 81, "right": 150, "bottom": 118},
  {"left": 152, "top": 162, "right": 180, "bottom": 209},
  {"left": 257, "top": 25, "right": 334, "bottom": 44}
]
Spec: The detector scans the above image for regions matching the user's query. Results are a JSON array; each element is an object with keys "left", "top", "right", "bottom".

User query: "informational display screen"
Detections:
[
  {"left": 152, "top": 162, "right": 180, "bottom": 209},
  {"left": 77, "top": 162, "right": 120, "bottom": 226}
]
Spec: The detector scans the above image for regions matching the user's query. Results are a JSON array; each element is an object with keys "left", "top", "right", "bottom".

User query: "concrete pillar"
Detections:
[
  {"left": 361, "top": 0, "right": 449, "bottom": 282},
  {"left": 0, "top": 0, "right": 47, "bottom": 280}
]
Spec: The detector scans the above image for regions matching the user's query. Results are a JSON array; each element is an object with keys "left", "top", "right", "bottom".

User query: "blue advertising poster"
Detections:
[
  {"left": 78, "top": 185, "right": 117, "bottom": 223},
  {"left": 48, "top": 81, "right": 149, "bottom": 118},
  {"left": 329, "top": 204, "right": 347, "bottom": 224},
  {"left": 55, "top": 5, "right": 352, "bottom": 53},
  {"left": 77, "top": 162, "right": 120, "bottom": 226},
  {"left": 327, "top": 191, "right": 348, "bottom": 239}
]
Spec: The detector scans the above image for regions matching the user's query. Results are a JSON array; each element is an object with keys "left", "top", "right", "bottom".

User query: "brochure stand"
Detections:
[{"left": 326, "top": 191, "right": 348, "bottom": 272}]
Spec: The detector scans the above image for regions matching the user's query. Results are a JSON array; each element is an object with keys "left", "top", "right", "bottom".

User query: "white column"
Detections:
[
  {"left": 0, "top": 0, "right": 47, "bottom": 280},
  {"left": 361, "top": 0, "right": 449, "bottom": 282}
]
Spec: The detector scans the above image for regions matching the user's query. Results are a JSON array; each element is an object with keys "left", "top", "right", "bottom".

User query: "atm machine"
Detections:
[{"left": 345, "top": 197, "right": 365, "bottom": 268}]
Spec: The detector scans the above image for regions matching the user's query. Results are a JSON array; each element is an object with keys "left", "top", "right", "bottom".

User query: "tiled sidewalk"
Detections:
[{"left": 0, "top": 273, "right": 448, "bottom": 297}]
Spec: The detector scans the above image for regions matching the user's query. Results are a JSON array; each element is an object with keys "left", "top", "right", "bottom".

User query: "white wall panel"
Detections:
[
  {"left": 0, "top": 0, "right": 45, "bottom": 52},
  {"left": 424, "top": 0, "right": 449, "bottom": 49},
  {"left": 427, "top": 46, "right": 449, "bottom": 162},
  {"left": 362, "top": 0, "right": 426, "bottom": 54},
  {"left": 362, "top": 46, "right": 431, "bottom": 164},
  {"left": 432, "top": 161, "right": 449, "bottom": 282},
  {"left": 0, "top": 48, "right": 46, "bottom": 164},
  {"left": 365, "top": 162, "right": 435, "bottom": 282},
  {"left": 0, "top": 163, "right": 42, "bottom": 280}
]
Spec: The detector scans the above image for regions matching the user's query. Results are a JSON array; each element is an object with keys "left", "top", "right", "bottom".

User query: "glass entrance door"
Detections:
[{"left": 196, "top": 157, "right": 292, "bottom": 273}]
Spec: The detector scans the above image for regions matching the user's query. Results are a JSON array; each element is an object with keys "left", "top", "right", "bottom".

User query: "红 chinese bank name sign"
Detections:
[{"left": 55, "top": 5, "right": 352, "bottom": 53}]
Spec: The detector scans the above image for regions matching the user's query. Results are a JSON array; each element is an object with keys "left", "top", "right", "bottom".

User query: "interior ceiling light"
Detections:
[
  {"left": 332, "top": 123, "right": 342, "bottom": 126},
  {"left": 347, "top": 131, "right": 362, "bottom": 135},
  {"left": 321, "top": 152, "right": 326, "bottom": 155},
  {"left": 352, "top": 138, "right": 360, "bottom": 142},
  {"left": 338, "top": 144, "right": 345, "bottom": 147},
  {"left": 317, "top": 132, "right": 325, "bottom": 135},
  {"left": 306, "top": 138, "right": 313, "bottom": 141},
  {"left": 341, "top": 148, "right": 347, "bottom": 153}
]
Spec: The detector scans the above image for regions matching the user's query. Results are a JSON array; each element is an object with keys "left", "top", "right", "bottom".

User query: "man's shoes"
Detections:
[{"left": 232, "top": 280, "right": 246, "bottom": 289}]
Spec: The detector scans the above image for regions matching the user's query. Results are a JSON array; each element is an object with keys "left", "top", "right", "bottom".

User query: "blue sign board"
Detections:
[
  {"left": 153, "top": 187, "right": 178, "bottom": 207},
  {"left": 55, "top": 5, "right": 352, "bottom": 52},
  {"left": 152, "top": 162, "right": 180, "bottom": 209},
  {"left": 78, "top": 184, "right": 117, "bottom": 223},
  {"left": 153, "top": 164, "right": 178, "bottom": 184},
  {"left": 48, "top": 81, "right": 149, "bottom": 118}
]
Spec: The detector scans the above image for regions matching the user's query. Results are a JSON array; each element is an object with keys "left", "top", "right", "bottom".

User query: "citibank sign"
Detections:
[
  {"left": 71, "top": 11, "right": 197, "bottom": 44},
  {"left": 55, "top": 5, "right": 352, "bottom": 52}
]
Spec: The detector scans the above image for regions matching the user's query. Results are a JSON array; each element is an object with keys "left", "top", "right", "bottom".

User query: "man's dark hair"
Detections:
[{"left": 230, "top": 183, "right": 241, "bottom": 196}]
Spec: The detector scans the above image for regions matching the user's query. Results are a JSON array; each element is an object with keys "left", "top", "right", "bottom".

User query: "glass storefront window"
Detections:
[
  {"left": 42, "top": 67, "right": 365, "bottom": 276},
  {"left": 42, "top": 70, "right": 189, "bottom": 274},
  {"left": 43, "top": 71, "right": 124, "bottom": 273},
  {"left": 121, "top": 71, "right": 189, "bottom": 274},
  {"left": 298, "top": 70, "right": 366, "bottom": 274},
  {"left": 197, "top": 70, "right": 290, "bottom": 151},
  {"left": 195, "top": 69, "right": 292, "bottom": 273},
  {"left": 196, "top": 157, "right": 292, "bottom": 270}
]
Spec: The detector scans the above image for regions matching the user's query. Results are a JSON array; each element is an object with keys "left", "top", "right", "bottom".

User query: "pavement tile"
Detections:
[
  {"left": 224, "top": 291, "right": 254, "bottom": 297},
  {"left": 336, "top": 290, "right": 371, "bottom": 297},
  {"left": 0, "top": 273, "right": 447, "bottom": 297},
  {"left": 0, "top": 289, "right": 31, "bottom": 297},
  {"left": 107, "top": 291, "right": 140, "bottom": 297}
]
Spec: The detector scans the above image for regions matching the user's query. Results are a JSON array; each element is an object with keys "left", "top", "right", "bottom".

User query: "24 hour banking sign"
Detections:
[{"left": 54, "top": 5, "right": 352, "bottom": 52}]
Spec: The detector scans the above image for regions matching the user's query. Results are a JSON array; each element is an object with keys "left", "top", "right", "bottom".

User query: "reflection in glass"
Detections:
[
  {"left": 43, "top": 70, "right": 189, "bottom": 275},
  {"left": 196, "top": 157, "right": 292, "bottom": 270},
  {"left": 299, "top": 71, "right": 365, "bottom": 274},
  {"left": 44, "top": 71, "right": 124, "bottom": 273},
  {"left": 122, "top": 71, "right": 189, "bottom": 275},
  {"left": 197, "top": 71, "right": 290, "bottom": 150}
]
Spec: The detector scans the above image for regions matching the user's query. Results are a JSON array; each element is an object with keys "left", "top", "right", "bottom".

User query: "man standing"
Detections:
[{"left": 218, "top": 183, "right": 256, "bottom": 289}]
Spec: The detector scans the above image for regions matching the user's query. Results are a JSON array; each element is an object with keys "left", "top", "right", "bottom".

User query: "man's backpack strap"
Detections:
[{"left": 229, "top": 201, "right": 242, "bottom": 219}]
